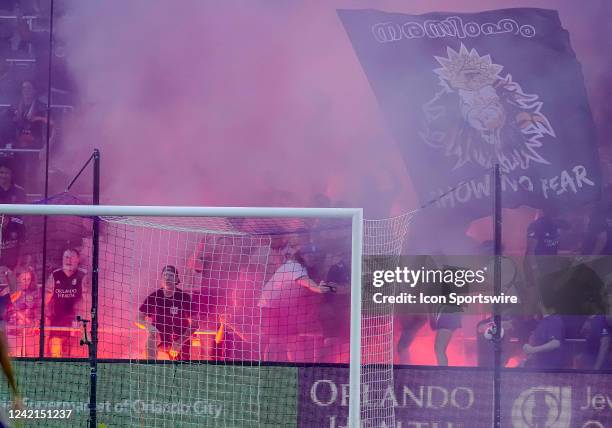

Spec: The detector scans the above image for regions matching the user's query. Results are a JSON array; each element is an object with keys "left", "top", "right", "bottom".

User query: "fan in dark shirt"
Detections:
[
  {"left": 138, "top": 265, "right": 196, "bottom": 360},
  {"left": 579, "top": 315, "right": 610, "bottom": 370},
  {"left": 0, "top": 160, "right": 26, "bottom": 270},
  {"left": 523, "top": 287, "right": 568, "bottom": 370},
  {"left": 524, "top": 208, "right": 572, "bottom": 314}
]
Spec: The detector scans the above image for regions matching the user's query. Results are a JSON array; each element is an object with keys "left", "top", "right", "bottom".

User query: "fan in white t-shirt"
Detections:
[{"left": 259, "top": 236, "right": 331, "bottom": 361}]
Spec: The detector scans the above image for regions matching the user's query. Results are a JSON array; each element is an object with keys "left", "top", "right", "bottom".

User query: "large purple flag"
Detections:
[{"left": 338, "top": 8, "right": 601, "bottom": 218}]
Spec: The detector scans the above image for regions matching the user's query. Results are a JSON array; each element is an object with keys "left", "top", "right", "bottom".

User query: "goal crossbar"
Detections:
[
  {"left": 0, "top": 203, "right": 364, "bottom": 428},
  {"left": 0, "top": 204, "right": 361, "bottom": 219}
]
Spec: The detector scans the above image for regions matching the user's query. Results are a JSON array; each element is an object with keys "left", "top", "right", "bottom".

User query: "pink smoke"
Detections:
[{"left": 53, "top": 0, "right": 610, "bottom": 226}]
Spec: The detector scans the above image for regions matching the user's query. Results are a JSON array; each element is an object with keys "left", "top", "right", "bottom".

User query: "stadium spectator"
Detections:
[
  {"left": 581, "top": 186, "right": 612, "bottom": 289},
  {"left": 523, "top": 206, "right": 573, "bottom": 321},
  {"left": 44, "top": 248, "right": 89, "bottom": 357},
  {"left": 12, "top": 79, "right": 49, "bottom": 150},
  {"left": 317, "top": 238, "right": 351, "bottom": 363},
  {"left": 579, "top": 314, "right": 610, "bottom": 370},
  {"left": 187, "top": 235, "right": 243, "bottom": 360},
  {"left": 396, "top": 256, "right": 430, "bottom": 365},
  {"left": 207, "top": 234, "right": 291, "bottom": 362},
  {"left": 0, "top": 158, "right": 24, "bottom": 199},
  {"left": 522, "top": 289, "right": 567, "bottom": 369},
  {"left": 554, "top": 260, "right": 608, "bottom": 339},
  {"left": 0, "top": 1, "right": 19, "bottom": 57},
  {"left": 582, "top": 187, "right": 612, "bottom": 256},
  {"left": 7, "top": 4, "right": 32, "bottom": 55},
  {"left": 259, "top": 235, "right": 331, "bottom": 362},
  {"left": 431, "top": 267, "right": 465, "bottom": 366},
  {"left": 7, "top": 264, "right": 38, "bottom": 356},
  {"left": 293, "top": 238, "right": 329, "bottom": 362},
  {"left": 0, "top": 266, "right": 18, "bottom": 331},
  {"left": 0, "top": 59, "right": 19, "bottom": 105},
  {"left": 0, "top": 159, "right": 25, "bottom": 270},
  {"left": 4, "top": 79, "right": 50, "bottom": 188},
  {"left": 525, "top": 207, "right": 571, "bottom": 256},
  {"left": 576, "top": 295, "right": 610, "bottom": 370},
  {"left": 138, "top": 265, "right": 196, "bottom": 360},
  {"left": 0, "top": 59, "right": 20, "bottom": 148}
]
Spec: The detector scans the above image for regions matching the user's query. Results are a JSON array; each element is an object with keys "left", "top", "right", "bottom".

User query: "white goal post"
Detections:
[{"left": 0, "top": 204, "right": 364, "bottom": 427}]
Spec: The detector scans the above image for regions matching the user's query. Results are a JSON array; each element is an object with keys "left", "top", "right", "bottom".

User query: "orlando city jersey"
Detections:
[{"left": 50, "top": 268, "right": 85, "bottom": 325}]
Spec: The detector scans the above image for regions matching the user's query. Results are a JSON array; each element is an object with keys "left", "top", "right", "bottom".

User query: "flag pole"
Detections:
[{"left": 493, "top": 163, "right": 502, "bottom": 427}]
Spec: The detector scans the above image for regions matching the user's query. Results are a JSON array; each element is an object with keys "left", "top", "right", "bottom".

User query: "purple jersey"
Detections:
[
  {"left": 526, "top": 216, "right": 568, "bottom": 256},
  {"left": 528, "top": 315, "right": 566, "bottom": 369}
]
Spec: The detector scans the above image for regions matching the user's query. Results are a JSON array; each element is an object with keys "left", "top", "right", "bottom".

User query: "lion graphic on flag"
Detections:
[{"left": 421, "top": 44, "right": 555, "bottom": 173}]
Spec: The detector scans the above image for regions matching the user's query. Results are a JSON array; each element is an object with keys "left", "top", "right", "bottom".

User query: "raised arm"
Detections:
[
  {"left": 136, "top": 310, "right": 151, "bottom": 329},
  {"left": 296, "top": 277, "right": 331, "bottom": 294},
  {"left": 1, "top": 267, "right": 21, "bottom": 303},
  {"left": 136, "top": 297, "right": 157, "bottom": 333},
  {"left": 44, "top": 273, "right": 54, "bottom": 306},
  {"left": 523, "top": 338, "right": 561, "bottom": 354},
  {"left": 187, "top": 241, "right": 207, "bottom": 273}
]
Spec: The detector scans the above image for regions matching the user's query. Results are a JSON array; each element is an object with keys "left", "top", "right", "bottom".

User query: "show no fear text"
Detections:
[
  {"left": 431, "top": 164, "right": 596, "bottom": 209},
  {"left": 540, "top": 165, "right": 594, "bottom": 198}
]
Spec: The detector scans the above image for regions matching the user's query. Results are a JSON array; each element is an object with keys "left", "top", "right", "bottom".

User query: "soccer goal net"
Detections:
[{"left": 0, "top": 204, "right": 410, "bottom": 428}]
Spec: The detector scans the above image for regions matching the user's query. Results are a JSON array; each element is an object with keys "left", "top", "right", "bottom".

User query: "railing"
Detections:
[
  {"left": 0, "top": 148, "right": 41, "bottom": 153},
  {"left": 0, "top": 104, "right": 74, "bottom": 113}
]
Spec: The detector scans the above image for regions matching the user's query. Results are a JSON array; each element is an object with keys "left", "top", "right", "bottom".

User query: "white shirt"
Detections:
[{"left": 258, "top": 260, "right": 307, "bottom": 308}]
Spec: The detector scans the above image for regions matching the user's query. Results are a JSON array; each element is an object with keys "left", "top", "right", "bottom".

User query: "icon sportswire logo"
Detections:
[{"left": 512, "top": 386, "right": 572, "bottom": 428}]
